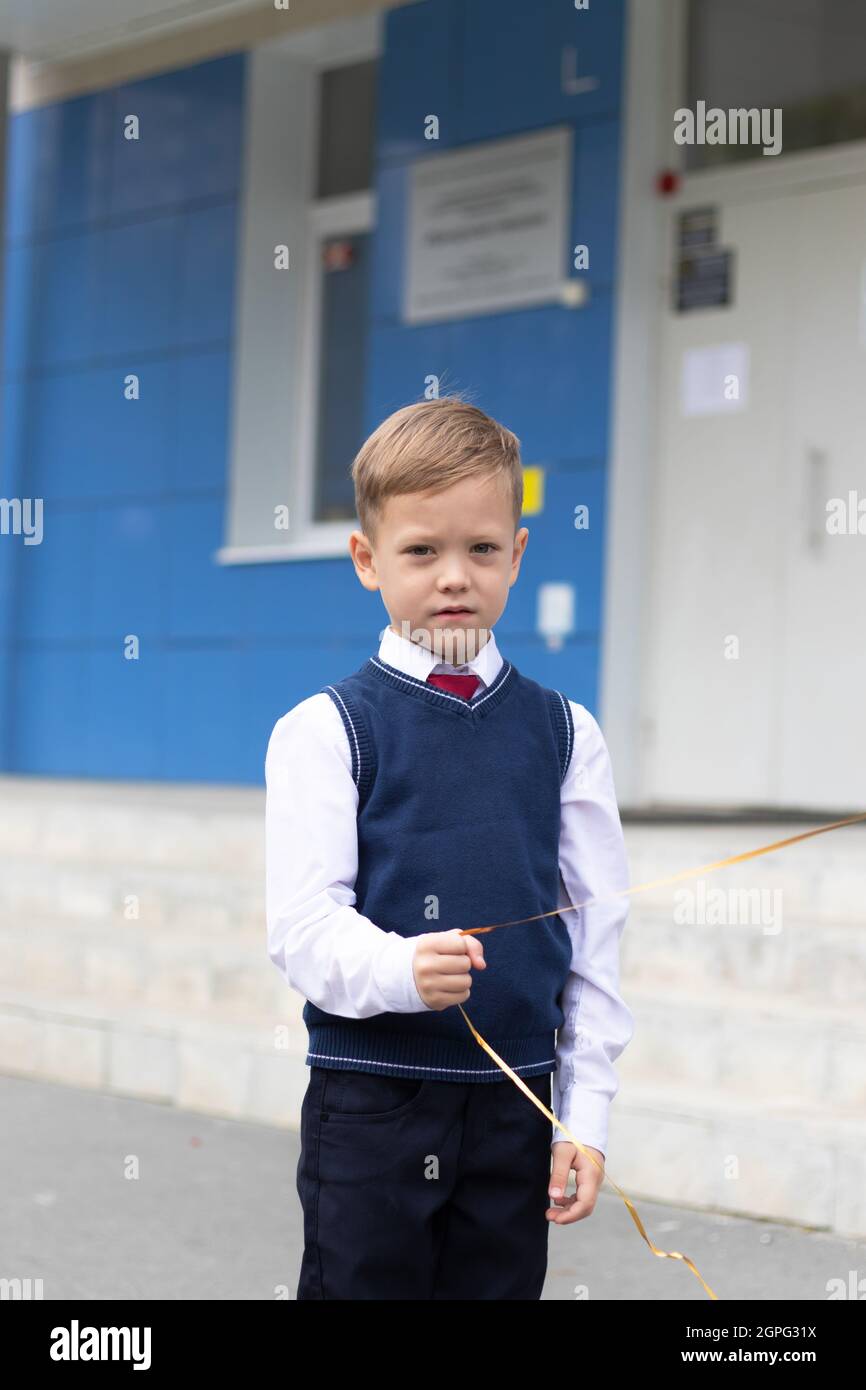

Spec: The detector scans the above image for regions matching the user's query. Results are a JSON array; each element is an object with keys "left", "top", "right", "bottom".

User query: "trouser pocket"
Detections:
[{"left": 323, "top": 1067, "right": 428, "bottom": 1121}]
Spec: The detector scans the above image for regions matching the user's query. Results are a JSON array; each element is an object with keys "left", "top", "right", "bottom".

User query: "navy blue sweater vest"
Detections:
[{"left": 302, "top": 653, "right": 575, "bottom": 1083}]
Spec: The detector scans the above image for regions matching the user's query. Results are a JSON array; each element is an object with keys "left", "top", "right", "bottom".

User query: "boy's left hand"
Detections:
[{"left": 546, "top": 1142, "right": 605, "bottom": 1224}]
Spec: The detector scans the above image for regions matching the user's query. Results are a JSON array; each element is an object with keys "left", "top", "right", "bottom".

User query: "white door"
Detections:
[
  {"left": 646, "top": 167, "right": 866, "bottom": 810},
  {"left": 776, "top": 181, "right": 866, "bottom": 809}
]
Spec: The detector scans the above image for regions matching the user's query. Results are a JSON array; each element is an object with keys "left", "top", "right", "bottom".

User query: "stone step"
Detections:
[
  {"left": 621, "top": 905, "right": 866, "bottom": 1005},
  {"left": 0, "top": 917, "right": 278, "bottom": 1021},
  {"left": 0, "top": 861, "right": 264, "bottom": 934},
  {"left": 0, "top": 777, "right": 263, "bottom": 874},
  {"left": 623, "top": 822, "right": 866, "bottom": 926},
  {"left": 2, "top": 908, "right": 864, "bottom": 1106},
  {"left": 608, "top": 1078, "right": 866, "bottom": 1238},
  {"left": 2, "top": 778, "right": 863, "bottom": 919},
  {"left": 0, "top": 859, "right": 859, "bottom": 970},
  {"left": 620, "top": 982, "right": 866, "bottom": 1110},
  {"left": 0, "top": 987, "right": 308, "bottom": 1125}
]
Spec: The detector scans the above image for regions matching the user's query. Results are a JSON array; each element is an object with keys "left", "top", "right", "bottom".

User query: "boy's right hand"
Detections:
[{"left": 412, "top": 929, "right": 486, "bottom": 1010}]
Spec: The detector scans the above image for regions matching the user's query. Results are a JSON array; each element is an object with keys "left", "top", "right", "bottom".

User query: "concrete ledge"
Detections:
[{"left": 0, "top": 990, "right": 307, "bottom": 1125}]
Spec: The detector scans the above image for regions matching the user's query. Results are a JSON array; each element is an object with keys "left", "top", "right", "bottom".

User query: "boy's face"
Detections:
[{"left": 349, "top": 473, "right": 528, "bottom": 658}]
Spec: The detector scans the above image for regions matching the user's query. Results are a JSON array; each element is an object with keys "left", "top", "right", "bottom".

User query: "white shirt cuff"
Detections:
[
  {"left": 550, "top": 1085, "right": 609, "bottom": 1159},
  {"left": 373, "top": 931, "right": 433, "bottom": 1013}
]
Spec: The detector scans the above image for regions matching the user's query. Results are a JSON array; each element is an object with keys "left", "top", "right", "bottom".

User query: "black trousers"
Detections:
[{"left": 295, "top": 1064, "right": 553, "bottom": 1300}]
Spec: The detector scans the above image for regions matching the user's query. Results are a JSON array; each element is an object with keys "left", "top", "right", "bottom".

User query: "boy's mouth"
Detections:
[{"left": 434, "top": 607, "right": 474, "bottom": 618}]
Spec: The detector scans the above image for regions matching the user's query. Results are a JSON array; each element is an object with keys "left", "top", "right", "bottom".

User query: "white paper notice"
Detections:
[{"left": 680, "top": 342, "right": 749, "bottom": 416}]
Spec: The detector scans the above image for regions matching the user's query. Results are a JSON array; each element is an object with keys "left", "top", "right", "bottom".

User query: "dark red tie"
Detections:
[{"left": 426, "top": 672, "right": 480, "bottom": 701}]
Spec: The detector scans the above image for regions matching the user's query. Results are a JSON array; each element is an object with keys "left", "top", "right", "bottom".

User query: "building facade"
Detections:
[{"left": 1, "top": 0, "right": 863, "bottom": 811}]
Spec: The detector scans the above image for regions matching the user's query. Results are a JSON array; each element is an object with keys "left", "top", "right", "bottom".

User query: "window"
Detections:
[
  {"left": 686, "top": 0, "right": 866, "bottom": 169},
  {"left": 219, "top": 15, "right": 381, "bottom": 564},
  {"left": 314, "top": 229, "right": 373, "bottom": 523},
  {"left": 317, "top": 60, "right": 377, "bottom": 197},
  {"left": 309, "top": 59, "right": 376, "bottom": 526}
]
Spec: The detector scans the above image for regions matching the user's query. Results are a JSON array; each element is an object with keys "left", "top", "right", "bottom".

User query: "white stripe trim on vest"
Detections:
[
  {"left": 368, "top": 657, "right": 511, "bottom": 709},
  {"left": 554, "top": 689, "right": 573, "bottom": 782},
  {"left": 325, "top": 685, "right": 363, "bottom": 788}
]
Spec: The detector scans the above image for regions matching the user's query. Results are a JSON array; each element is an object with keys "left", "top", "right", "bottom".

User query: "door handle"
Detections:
[{"left": 806, "top": 446, "right": 827, "bottom": 553}]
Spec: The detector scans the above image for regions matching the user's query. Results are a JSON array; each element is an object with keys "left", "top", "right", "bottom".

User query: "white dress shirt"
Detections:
[{"left": 265, "top": 624, "right": 634, "bottom": 1157}]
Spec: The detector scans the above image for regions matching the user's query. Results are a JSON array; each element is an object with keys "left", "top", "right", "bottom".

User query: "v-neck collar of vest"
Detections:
[{"left": 365, "top": 655, "right": 514, "bottom": 718}]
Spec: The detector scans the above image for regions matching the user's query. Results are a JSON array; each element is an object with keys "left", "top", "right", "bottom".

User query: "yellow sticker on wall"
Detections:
[{"left": 522, "top": 465, "right": 545, "bottom": 516}]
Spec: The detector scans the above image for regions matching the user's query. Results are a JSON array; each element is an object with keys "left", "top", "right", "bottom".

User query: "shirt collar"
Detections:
[{"left": 378, "top": 624, "right": 503, "bottom": 690}]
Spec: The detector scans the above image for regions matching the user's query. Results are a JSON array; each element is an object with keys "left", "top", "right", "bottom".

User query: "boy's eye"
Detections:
[{"left": 405, "top": 544, "right": 498, "bottom": 556}]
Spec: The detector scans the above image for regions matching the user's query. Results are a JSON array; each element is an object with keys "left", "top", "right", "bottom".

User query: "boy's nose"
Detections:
[{"left": 436, "top": 568, "right": 470, "bottom": 589}]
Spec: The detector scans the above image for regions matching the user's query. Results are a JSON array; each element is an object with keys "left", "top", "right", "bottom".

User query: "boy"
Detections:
[{"left": 265, "top": 397, "right": 634, "bottom": 1300}]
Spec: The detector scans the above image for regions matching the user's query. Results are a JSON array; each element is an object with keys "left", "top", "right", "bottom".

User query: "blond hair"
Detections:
[{"left": 351, "top": 395, "right": 523, "bottom": 545}]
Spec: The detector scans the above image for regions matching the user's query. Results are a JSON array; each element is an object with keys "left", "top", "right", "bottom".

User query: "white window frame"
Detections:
[
  {"left": 293, "top": 191, "right": 374, "bottom": 546},
  {"left": 216, "top": 11, "right": 382, "bottom": 566}
]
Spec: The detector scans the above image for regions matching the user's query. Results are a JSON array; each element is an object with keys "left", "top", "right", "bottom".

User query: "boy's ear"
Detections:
[
  {"left": 349, "top": 530, "right": 380, "bottom": 592},
  {"left": 508, "top": 527, "right": 529, "bottom": 586}
]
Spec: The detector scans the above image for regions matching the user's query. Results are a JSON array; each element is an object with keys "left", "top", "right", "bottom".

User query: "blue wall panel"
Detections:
[
  {"left": 0, "top": 53, "right": 248, "bottom": 779},
  {"left": 573, "top": 120, "right": 622, "bottom": 290},
  {"left": 108, "top": 60, "right": 245, "bottom": 216},
  {"left": 2, "top": 241, "right": 39, "bottom": 370},
  {"left": 5, "top": 90, "right": 114, "bottom": 242},
  {"left": 84, "top": 647, "right": 167, "bottom": 780},
  {"left": 16, "top": 507, "right": 94, "bottom": 643},
  {"left": 503, "top": 635, "right": 601, "bottom": 716},
  {"left": 12, "top": 649, "right": 91, "bottom": 775},
  {"left": 376, "top": 0, "right": 463, "bottom": 162},
  {"left": 458, "top": 0, "right": 623, "bottom": 136},
  {"left": 502, "top": 466, "right": 607, "bottom": 641}
]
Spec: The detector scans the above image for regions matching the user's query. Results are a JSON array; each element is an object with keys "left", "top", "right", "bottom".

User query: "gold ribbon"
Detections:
[{"left": 457, "top": 810, "right": 866, "bottom": 1300}]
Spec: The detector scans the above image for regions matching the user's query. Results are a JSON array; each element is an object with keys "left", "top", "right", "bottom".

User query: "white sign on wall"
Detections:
[
  {"left": 404, "top": 125, "right": 573, "bottom": 324},
  {"left": 680, "top": 341, "right": 750, "bottom": 416}
]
